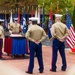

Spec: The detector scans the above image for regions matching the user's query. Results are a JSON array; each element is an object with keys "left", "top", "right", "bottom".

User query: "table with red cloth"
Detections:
[
  {"left": 4, "top": 35, "right": 28, "bottom": 55},
  {"left": 4, "top": 37, "right": 12, "bottom": 54}
]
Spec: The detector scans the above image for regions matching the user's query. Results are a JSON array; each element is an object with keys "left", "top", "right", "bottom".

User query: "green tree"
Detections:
[
  {"left": 38, "top": 0, "right": 73, "bottom": 16},
  {"left": 38, "top": 0, "right": 74, "bottom": 26}
]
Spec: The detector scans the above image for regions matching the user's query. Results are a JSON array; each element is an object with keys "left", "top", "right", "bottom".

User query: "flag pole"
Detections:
[
  {"left": 48, "top": 2, "right": 53, "bottom": 39},
  {"left": 56, "top": 1, "right": 59, "bottom": 14},
  {"left": 24, "top": 6, "right": 25, "bottom": 12},
  {"left": 22, "top": 8, "right": 24, "bottom": 14},
  {"left": 5, "top": 10, "right": 6, "bottom": 20}
]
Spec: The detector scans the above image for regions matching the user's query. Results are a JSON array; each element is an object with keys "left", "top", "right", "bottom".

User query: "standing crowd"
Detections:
[{"left": 0, "top": 14, "right": 70, "bottom": 74}]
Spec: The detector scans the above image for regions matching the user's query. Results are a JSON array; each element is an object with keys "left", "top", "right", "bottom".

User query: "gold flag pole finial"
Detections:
[
  {"left": 5, "top": 10, "right": 6, "bottom": 14},
  {"left": 11, "top": 9, "right": 12, "bottom": 12},
  {"left": 16, "top": 8, "right": 17, "bottom": 12},
  {"left": 24, "top": 6, "right": 25, "bottom": 9},
  {"left": 32, "top": 6, "right": 33, "bottom": 10},
  {"left": 27, "top": 6, "right": 29, "bottom": 13},
  {"left": 13, "top": 9, "right": 15, "bottom": 13},
  {"left": 22, "top": 8, "right": 24, "bottom": 13},
  {"left": 3, "top": 10, "right": 4, "bottom": 13}
]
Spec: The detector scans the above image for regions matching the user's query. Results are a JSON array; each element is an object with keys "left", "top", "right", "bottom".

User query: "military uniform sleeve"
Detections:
[
  {"left": 39, "top": 29, "right": 47, "bottom": 42},
  {"left": 8, "top": 23, "right": 11, "bottom": 29},
  {"left": 62, "top": 27, "right": 70, "bottom": 39},
  {"left": 52, "top": 25, "right": 56, "bottom": 36},
  {"left": 0, "top": 27, "right": 4, "bottom": 38},
  {"left": 8, "top": 23, "right": 13, "bottom": 30},
  {"left": 25, "top": 28, "right": 34, "bottom": 42}
]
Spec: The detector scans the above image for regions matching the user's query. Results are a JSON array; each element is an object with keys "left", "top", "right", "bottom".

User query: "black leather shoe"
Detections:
[
  {"left": 61, "top": 69, "right": 66, "bottom": 71},
  {"left": 39, "top": 71, "right": 43, "bottom": 73},
  {"left": 0, "top": 57, "right": 5, "bottom": 60},
  {"left": 50, "top": 69, "right": 56, "bottom": 72},
  {"left": 25, "top": 71, "right": 33, "bottom": 74}
]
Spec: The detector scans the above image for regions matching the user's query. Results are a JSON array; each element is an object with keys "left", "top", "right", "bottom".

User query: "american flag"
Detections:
[
  {"left": 66, "top": 12, "right": 75, "bottom": 49},
  {"left": 21, "top": 11, "right": 27, "bottom": 33}
]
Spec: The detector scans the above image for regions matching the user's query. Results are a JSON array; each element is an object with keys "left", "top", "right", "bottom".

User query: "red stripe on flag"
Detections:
[
  {"left": 66, "top": 37, "right": 74, "bottom": 49},
  {"left": 18, "top": 11, "right": 20, "bottom": 23},
  {"left": 49, "top": 5, "right": 53, "bottom": 20},
  {"left": 66, "top": 25, "right": 75, "bottom": 49}
]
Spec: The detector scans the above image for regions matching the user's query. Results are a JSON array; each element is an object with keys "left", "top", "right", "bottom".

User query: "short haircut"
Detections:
[{"left": 32, "top": 21, "right": 37, "bottom": 24}]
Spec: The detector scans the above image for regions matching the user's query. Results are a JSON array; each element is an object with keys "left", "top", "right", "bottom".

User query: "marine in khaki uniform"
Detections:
[
  {"left": 25, "top": 17, "right": 47, "bottom": 74},
  {"left": 50, "top": 14, "right": 69, "bottom": 72},
  {"left": 0, "top": 19, "right": 5, "bottom": 60},
  {"left": 8, "top": 18, "right": 22, "bottom": 34}
]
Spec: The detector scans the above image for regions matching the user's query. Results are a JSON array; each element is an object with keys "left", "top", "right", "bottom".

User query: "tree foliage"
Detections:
[
  {"left": 38, "top": 0, "right": 74, "bottom": 16},
  {"left": 38, "top": 0, "right": 75, "bottom": 28}
]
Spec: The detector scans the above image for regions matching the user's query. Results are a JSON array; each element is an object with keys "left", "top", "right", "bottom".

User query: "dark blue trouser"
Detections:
[
  {"left": 51, "top": 38, "right": 67, "bottom": 70},
  {"left": 28, "top": 41, "right": 44, "bottom": 73},
  {"left": 0, "top": 39, "right": 3, "bottom": 57}
]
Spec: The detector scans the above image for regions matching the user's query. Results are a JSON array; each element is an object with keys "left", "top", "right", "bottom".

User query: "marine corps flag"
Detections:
[{"left": 21, "top": 11, "right": 27, "bottom": 33}]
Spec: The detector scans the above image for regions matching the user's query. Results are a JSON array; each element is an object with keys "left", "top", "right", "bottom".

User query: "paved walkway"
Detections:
[{"left": 1, "top": 46, "right": 75, "bottom": 75}]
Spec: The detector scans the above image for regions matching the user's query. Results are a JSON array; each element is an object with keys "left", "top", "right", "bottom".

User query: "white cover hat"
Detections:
[
  {"left": 29, "top": 17, "right": 39, "bottom": 21},
  {"left": 55, "top": 14, "right": 62, "bottom": 18},
  {"left": 0, "top": 19, "right": 4, "bottom": 22},
  {"left": 14, "top": 18, "right": 18, "bottom": 20}
]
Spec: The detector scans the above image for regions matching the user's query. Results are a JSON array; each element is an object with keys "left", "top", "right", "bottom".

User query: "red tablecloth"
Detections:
[{"left": 4, "top": 37, "right": 12, "bottom": 54}]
